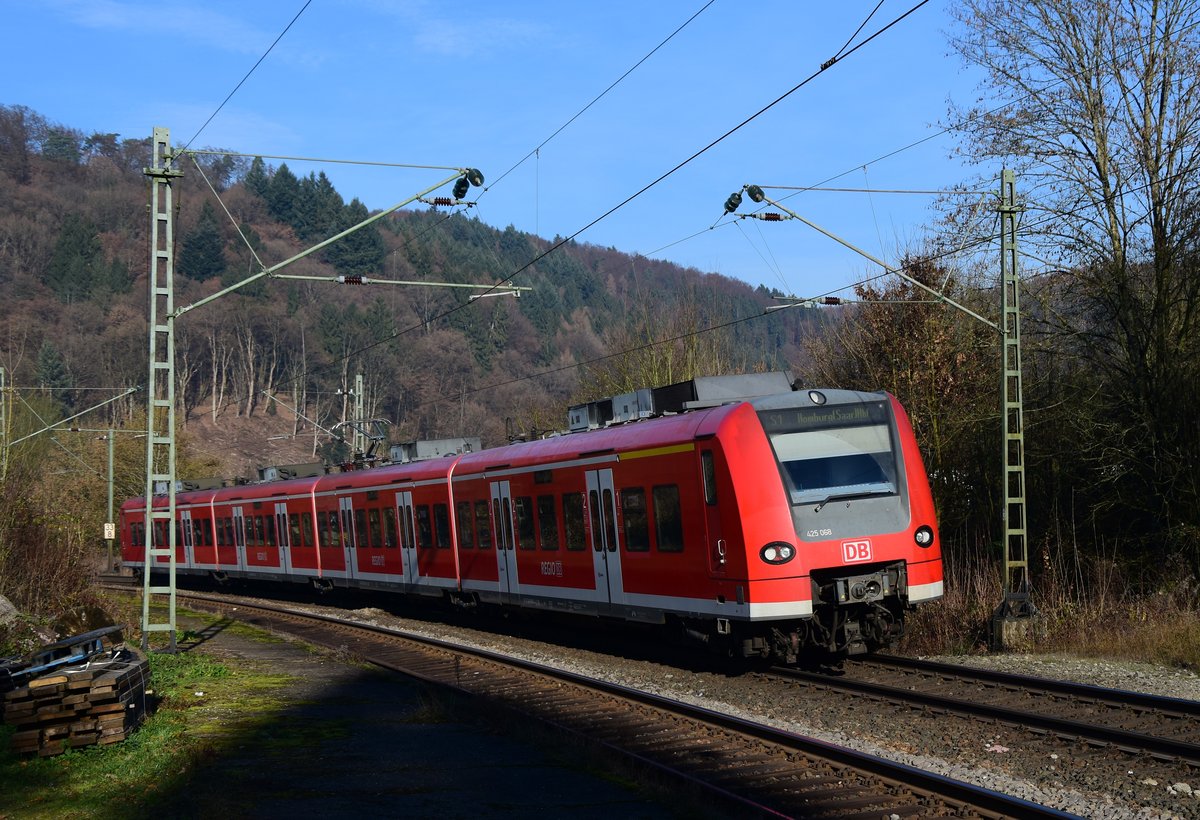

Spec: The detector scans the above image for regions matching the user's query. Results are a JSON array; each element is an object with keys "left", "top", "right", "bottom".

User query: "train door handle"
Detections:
[{"left": 716, "top": 539, "right": 727, "bottom": 565}]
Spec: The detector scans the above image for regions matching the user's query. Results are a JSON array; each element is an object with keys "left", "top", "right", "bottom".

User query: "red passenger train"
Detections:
[{"left": 121, "top": 373, "right": 942, "bottom": 661}]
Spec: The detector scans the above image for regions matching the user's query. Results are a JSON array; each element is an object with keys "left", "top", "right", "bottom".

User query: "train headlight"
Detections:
[
  {"left": 914, "top": 525, "right": 934, "bottom": 548},
  {"left": 760, "top": 541, "right": 796, "bottom": 565}
]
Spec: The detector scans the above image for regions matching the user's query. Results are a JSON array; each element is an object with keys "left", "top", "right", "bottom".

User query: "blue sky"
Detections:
[{"left": 5, "top": 0, "right": 992, "bottom": 298}]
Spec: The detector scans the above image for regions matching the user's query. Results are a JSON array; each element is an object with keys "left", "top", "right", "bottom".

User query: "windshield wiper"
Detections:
[{"left": 813, "top": 489, "right": 894, "bottom": 512}]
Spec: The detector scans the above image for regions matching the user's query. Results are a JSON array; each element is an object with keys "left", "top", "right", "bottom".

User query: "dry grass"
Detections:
[{"left": 900, "top": 539, "right": 1200, "bottom": 671}]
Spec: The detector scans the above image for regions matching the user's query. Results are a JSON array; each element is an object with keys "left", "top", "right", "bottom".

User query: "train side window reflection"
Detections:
[
  {"left": 416, "top": 505, "right": 433, "bottom": 548},
  {"left": 563, "top": 493, "right": 586, "bottom": 551},
  {"left": 514, "top": 497, "right": 535, "bottom": 550},
  {"left": 474, "top": 500, "right": 492, "bottom": 549},
  {"left": 621, "top": 488, "right": 650, "bottom": 552},
  {"left": 456, "top": 501, "right": 475, "bottom": 549},
  {"left": 434, "top": 504, "right": 451, "bottom": 549},
  {"left": 653, "top": 485, "right": 684, "bottom": 552},
  {"left": 702, "top": 451, "right": 717, "bottom": 505},
  {"left": 537, "top": 495, "right": 559, "bottom": 550},
  {"left": 384, "top": 508, "right": 398, "bottom": 548},
  {"left": 368, "top": 508, "right": 382, "bottom": 548},
  {"left": 299, "top": 512, "right": 314, "bottom": 547},
  {"left": 350, "top": 509, "right": 364, "bottom": 547}
]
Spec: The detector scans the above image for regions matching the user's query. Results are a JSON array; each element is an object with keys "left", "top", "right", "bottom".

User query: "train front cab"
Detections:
[{"left": 755, "top": 389, "right": 941, "bottom": 657}]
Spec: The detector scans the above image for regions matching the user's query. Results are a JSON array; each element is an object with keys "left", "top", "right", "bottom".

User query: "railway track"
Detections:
[
  {"left": 773, "top": 654, "right": 1200, "bottom": 768},
  {"left": 147, "top": 589, "right": 1073, "bottom": 819}
]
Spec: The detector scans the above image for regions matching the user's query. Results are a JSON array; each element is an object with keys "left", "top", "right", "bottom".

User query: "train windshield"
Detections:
[{"left": 758, "top": 401, "right": 898, "bottom": 506}]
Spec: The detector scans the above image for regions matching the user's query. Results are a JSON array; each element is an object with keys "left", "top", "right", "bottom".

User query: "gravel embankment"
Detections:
[{"left": 263, "top": 598, "right": 1200, "bottom": 819}]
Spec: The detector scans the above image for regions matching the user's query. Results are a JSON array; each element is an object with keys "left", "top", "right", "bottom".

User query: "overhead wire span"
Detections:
[
  {"left": 186, "top": 150, "right": 463, "bottom": 172},
  {"left": 181, "top": 1, "right": 313, "bottom": 153},
  {"left": 250, "top": 0, "right": 938, "bottom": 421},
  {"left": 484, "top": 0, "right": 719, "bottom": 193}
]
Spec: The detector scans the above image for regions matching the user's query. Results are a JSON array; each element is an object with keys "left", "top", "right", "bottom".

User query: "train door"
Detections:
[
  {"left": 397, "top": 491, "right": 418, "bottom": 586},
  {"left": 180, "top": 510, "right": 194, "bottom": 567},
  {"left": 232, "top": 506, "right": 247, "bottom": 571},
  {"left": 274, "top": 502, "right": 292, "bottom": 574},
  {"left": 338, "top": 496, "right": 357, "bottom": 580},
  {"left": 700, "top": 448, "right": 727, "bottom": 576},
  {"left": 585, "top": 469, "right": 624, "bottom": 609},
  {"left": 490, "top": 481, "right": 518, "bottom": 602}
]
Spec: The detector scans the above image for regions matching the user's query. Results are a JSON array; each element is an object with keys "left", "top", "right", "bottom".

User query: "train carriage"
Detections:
[{"left": 122, "top": 373, "right": 942, "bottom": 662}]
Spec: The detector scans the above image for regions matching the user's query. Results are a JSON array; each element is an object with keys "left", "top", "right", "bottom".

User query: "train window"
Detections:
[
  {"left": 563, "top": 492, "right": 585, "bottom": 551},
  {"left": 514, "top": 497, "right": 535, "bottom": 550},
  {"left": 434, "top": 504, "right": 451, "bottom": 549},
  {"left": 500, "top": 498, "right": 514, "bottom": 551},
  {"left": 537, "top": 495, "right": 559, "bottom": 550},
  {"left": 702, "top": 451, "right": 717, "bottom": 505},
  {"left": 175, "top": 521, "right": 185, "bottom": 548},
  {"left": 474, "top": 500, "right": 492, "bottom": 549},
  {"left": 192, "top": 519, "right": 204, "bottom": 548},
  {"left": 355, "top": 508, "right": 369, "bottom": 548},
  {"left": 249, "top": 516, "right": 262, "bottom": 547},
  {"left": 456, "top": 501, "right": 475, "bottom": 549},
  {"left": 264, "top": 515, "right": 276, "bottom": 547},
  {"left": 587, "top": 490, "right": 602, "bottom": 550},
  {"left": 341, "top": 508, "right": 354, "bottom": 548},
  {"left": 384, "top": 508, "right": 398, "bottom": 548},
  {"left": 131, "top": 522, "right": 143, "bottom": 547},
  {"left": 759, "top": 404, "right": 897, "bottom": 505},
  {"left": 318, "top": 511, "right": 335, "bottom": 548},
  {"left": 402, "top": 505, "right": 415, "bottom": 550},
  {"left": 603, "top": 490, "right": 619, "bottom": 552},
  {"left": 416, "top": 505, "right": 433, "bottom": 549},
  {"left": 653, "top": 485, "right": 684, "bottom": 552},
  {"left": 368, "top": 508, "right": 383, "bottom": 548},
  {"left": 300, "top": 512, "right": 314, "bottom": 548},
  {"left": 289, "top": 514, "right": 302, "bottom": 548},
  {"left": 620, "top": 488, "right": 650, "bottom": 552},
  {"left": 153, "top": 520, "right": 167, "bottom": 547},
  {"left": 215, "top": 519, "right": 226, "bottom": 547},
  {"left": 227, "top": 517, "right": 238, "bottom": 547}
]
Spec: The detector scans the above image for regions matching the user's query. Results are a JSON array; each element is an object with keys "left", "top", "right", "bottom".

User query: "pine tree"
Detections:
[
  {"left": 266, "top": 163, "right": 300, "bottom": 227},
  {"left": 244, "top": 156, "right": 269, "bottom": 198},
  {"left": 294, "top": 171, "right": 343, "bottom": 241},
  {"left": 324, "top": 198, "right": 385, "bottom": 275},
  {"left": 44, "top": 214, "right": 102, "bottom": 303},
  {"left": 178, "top": 202, "right": 226, "bottom": 281},
  {"left": 36, "top": 340, "right": 74, "bottom": 409}
]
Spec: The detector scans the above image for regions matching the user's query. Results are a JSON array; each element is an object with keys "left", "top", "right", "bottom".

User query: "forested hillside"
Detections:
[{"left": 0, "top": 104, "right": 809, "bottom": 476}]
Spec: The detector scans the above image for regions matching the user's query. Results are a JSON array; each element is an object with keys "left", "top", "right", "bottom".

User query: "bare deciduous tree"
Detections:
[{"left": 951, "top": 0, "right": 1200, "bottom": 556}]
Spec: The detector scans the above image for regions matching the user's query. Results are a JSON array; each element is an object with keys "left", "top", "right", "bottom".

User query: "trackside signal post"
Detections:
[
  {"left": 139, "top": 126, "right": 487, "bottom": 650},
  {"left": 723, "top": 169, "right": 1034, "bottom": 649}
]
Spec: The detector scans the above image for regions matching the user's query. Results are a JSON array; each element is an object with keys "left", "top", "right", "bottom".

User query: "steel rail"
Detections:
[
  {"left": 163, "top": 589, "right": 1075, "bottom": 819},
  {"left": 774, "top": 663, "right": 1200, "bottom": 766}
]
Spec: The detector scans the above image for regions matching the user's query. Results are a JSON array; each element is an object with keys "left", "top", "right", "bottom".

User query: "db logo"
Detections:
[{"left": 842, "top": 539, "right": 872, "bottom": 563}]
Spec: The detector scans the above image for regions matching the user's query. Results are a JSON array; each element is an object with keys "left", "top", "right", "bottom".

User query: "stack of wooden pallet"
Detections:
[{"left": 3, "top": 649, "right": 149, "bottom": 756}]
